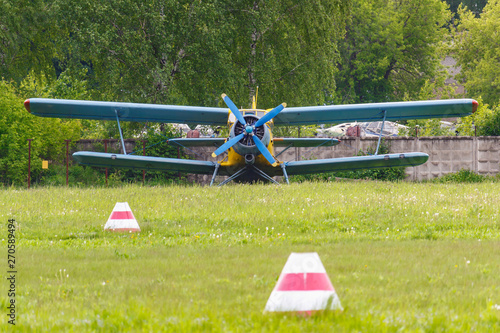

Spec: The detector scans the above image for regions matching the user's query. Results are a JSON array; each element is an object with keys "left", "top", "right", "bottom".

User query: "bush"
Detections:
[
  {"left": 35, "top": 164, "right": 106, "bottom": 187},
  {"left": 432, "top": 169, "right": 499, "bottom": 183},
  {"left": 0, "top": 80, "right": 81, "bottom": 185}
]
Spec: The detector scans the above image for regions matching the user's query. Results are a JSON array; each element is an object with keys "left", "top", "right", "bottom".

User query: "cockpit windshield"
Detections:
[{"left": 227, "top": 109, "right": 269, "bottom": 124}]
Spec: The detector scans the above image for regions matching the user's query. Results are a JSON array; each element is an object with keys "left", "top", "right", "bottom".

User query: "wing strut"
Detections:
[
  {"left": 213, "top": 165, "right": 280, "bottom": 186},
  {"left": 280, "top": 164, "right": 290, "bottom": 185},
  {"left": 252, "top": 165, "right": 280, "bottom": 185},
  {"left": 375, "top": 110, "right": 387, "bottom": 155},
  {"left": 209, "top": 163, "right": 220, "bottom": 186},
  {"left": 217, "top": 167, "right": 248, "bottom": 186},
  {"left": 115, "top": 110, "right": 127, "bottom": 154},
  {"left": 274, "top": 143, "right": 294, "bottom": 159}
]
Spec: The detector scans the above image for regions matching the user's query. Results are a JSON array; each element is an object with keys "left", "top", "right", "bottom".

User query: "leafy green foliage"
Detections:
[
  {"left": 455, "top": 98, "right": 500, "bottom": 136},
  {"left": 38, "top": 164, "right": 107, "bottom": 187},
  {"left": 0, "top": 0, "right": 58, "bottom": 82},
  {"left": 0, "top": 81, "right": 80, "bottom": 185},
  {"left": 432, "top": 168, "right": 499, "bottom": 183},
  {"left": 48, "top": 0, "right": 348, "bottom": 108},
  {"left": 30, "top": 126, "right": 190, "bottom": 186},
  {"left": 334, "top": 0, "right": 450, "bottom": 104},
  {"left": 272, "top": 125, "right": 318, "bottom": 138},
  {"left": 220, "top": 0, "right": 348, "bottom": 107},
  {"left": 400, "top": 119, "right": 454, "bottom": 137},
  {"left": 454, "top": 0, "right": 500, "bottom": 107},
  {"left": 480, "top": 107, "right": 500, "bottom": 136}
]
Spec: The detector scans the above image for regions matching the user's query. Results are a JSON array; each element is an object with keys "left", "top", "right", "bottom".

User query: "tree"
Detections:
[
  {"left": 50, "top": 0, "right": 347, "bottom": 109},
  {"left": 218, "top": 0, "right": 348, "bottom": 107},
  {"left": 454, "top": 0, "right": 500, "bottom": 108},
  {"left": 333, "top": 0, "right": 451, "bottom": 104},
  {"left": 0, "top": 80, "right": 81, "bottom": 185},
  {"left": 0, "top": 0, "right": 60, "bottom": 82},
  {"left": 52, "top": 0, "right": 224, "bottom": 105},
  {"left": 455, "top": 98, "right": 500, "bottom": 136}
]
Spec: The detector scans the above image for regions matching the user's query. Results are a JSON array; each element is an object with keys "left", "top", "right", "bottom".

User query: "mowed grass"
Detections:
[{"left": 2, "top": 181, "right": 500, "bottom": 331}]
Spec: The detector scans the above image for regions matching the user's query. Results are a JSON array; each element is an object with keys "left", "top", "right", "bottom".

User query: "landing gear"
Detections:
[{"left": 209, "top": 164, "right": 280, "bottom": 186}]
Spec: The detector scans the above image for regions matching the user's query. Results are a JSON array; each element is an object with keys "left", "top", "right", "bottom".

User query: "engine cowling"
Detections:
[{"left": 229, "top": 115, "right": 271, "bottom": 156}]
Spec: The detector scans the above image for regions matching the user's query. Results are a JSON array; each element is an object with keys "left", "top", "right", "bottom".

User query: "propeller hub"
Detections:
[{"left": 245, "top": 125, "right": 254, "bottom": 134}]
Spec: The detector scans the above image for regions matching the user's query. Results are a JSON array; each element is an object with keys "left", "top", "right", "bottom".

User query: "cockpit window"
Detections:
[{"left": 228, "top": 109, "right": 269, "bottom": 125}]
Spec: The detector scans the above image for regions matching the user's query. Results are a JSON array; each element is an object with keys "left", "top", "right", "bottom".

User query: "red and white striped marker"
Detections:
[
  {"left": 104, "top": 202, "right": 140, "bottom": 232},
  {"left": 264, "top": 252, "right": 342, "bottom": 313}
]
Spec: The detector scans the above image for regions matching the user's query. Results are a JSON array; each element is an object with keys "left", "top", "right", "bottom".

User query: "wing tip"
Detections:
[
  {"left": 472, "top": 99, "right": 478, "bottom": 113},
  {"left": 24, "top": 99, "right": 31, "bottom": 113}
]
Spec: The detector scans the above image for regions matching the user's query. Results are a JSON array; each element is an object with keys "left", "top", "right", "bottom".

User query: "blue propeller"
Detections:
[
  {"left": 254, "top": 103, "right": 286, "bottom": 127},
  {"left": 212, "top": 132, "right": 244, "bottom": 157},
  {"left": 212, "top": 94, "right": 286, "bottom": 166},
  {"left": 221, "top": 94, "right": 246, "bottom": 126},
  {"left": 252, "top": 135, "right": 276, "bottom": 165}
]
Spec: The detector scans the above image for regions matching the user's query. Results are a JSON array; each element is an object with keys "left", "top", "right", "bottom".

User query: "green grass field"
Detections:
[{"left": 3, "top": 182, "right": 500, "bottom": 331}]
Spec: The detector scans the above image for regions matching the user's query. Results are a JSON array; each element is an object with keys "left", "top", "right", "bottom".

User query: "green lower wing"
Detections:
[
  {"left": 273, "top": 138, "right": 340, "bottom": 147},
  {"left": 167, "top": 138, "right": 226, "bottom": 147},
  {"left": 73, "top": 152, "right": 217, "bottom": 174},
  {"left": 284, "top": 152, "right": 428, "bottom": 175}
]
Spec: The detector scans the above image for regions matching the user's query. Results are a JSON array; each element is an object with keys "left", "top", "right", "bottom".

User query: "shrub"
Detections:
[{"left": 432, "top": 169, "right": 499, "bottom": 183}]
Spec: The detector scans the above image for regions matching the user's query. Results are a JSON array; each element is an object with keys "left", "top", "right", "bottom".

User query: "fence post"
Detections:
[
  {"left": 142, "top": 140, "right": 146, "bottom": 185},
  {"left": 65, "top": 140, "right": 71, "bottom": 186},
  {"left": 104, "top": 139, "right": 108, "bottom": 186},
  {"left": 177, "top": 147, "right": 181, "bottom": 180},
  {"left": 27, "top": 139, "right": 33, "bottom": 189}
]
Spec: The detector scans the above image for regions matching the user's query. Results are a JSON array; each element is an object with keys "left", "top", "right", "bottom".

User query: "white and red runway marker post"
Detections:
[
  {"left": 104, "top": 202, "right": 140, "bottom": 232},
  {"left": 264, "top": 252, "right": 342, "bottom": 314}
]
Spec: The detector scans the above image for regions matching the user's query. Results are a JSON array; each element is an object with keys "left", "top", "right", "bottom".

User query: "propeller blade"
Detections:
[
  {"left": 254, "top": 103, "right": 286, "bottom": 127},
  {"left": 222, "top": 94, "right": 246, "bottom": 126},
  {"left": 212, "top": 132, "right": 245, "bottom": 157},
  {"left": 252, "top": 135, "right": 276, "bottom": 166}
]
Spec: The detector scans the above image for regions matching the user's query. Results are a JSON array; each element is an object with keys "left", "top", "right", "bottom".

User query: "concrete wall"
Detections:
[
  {"left": 272, "top": 136, "right": 500, "bottom": 181},
  {"left": 75, "top": 136, "right": 500, "bottom": 182}
]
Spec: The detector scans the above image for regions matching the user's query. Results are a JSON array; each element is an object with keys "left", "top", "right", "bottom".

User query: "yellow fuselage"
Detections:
[{"left": 219, "top": 109, "right": 278, "bottom": 175}]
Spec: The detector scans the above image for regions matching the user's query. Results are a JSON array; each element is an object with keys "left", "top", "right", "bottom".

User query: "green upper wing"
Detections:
[
  {"left": 26, "top": 98, "right": 476, "bottom": 126},
  {"left": 25, "top": 98, "right": 229, "bottom": 125},
  {"left": 274, "top": 99, "right": 477, "bottom": 125}
]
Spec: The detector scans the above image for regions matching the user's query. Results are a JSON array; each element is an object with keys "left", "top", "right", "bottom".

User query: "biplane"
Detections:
[{"left": 24, "top": 95, "right": 477, "bottom": 185}]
